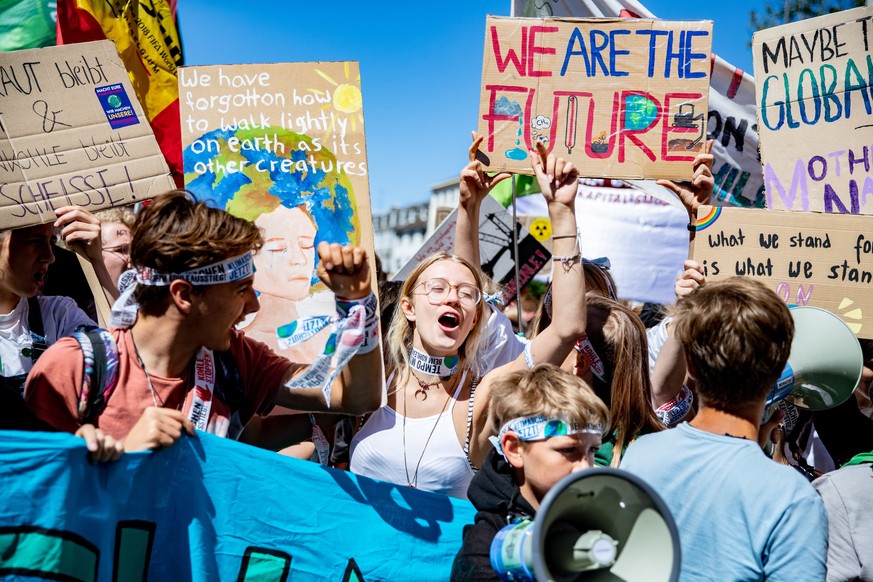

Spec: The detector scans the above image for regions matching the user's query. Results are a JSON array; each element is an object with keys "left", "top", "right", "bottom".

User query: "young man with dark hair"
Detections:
[
  {"left": 620, "top": 277, "right": 827, "bottom": 580},
  {"left": 25, "top": 192, "right": 382, "bottom": 452}
]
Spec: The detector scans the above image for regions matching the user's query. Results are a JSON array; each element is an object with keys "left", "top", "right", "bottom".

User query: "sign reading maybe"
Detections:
[
  {"left": 478, "top": 16, "right": 712, "bottom": 180},
  {"left": 392, "top": 194, "right": 550, "bottom": 304},
  {"left": 692, "top": 205, "right": 873, "bottom": 338},
  {"left": 0, "top": 40, "right": 174, "bottom": 230},
  {"left": 753, "top": 5, "right": 873, "bottom": 214}
]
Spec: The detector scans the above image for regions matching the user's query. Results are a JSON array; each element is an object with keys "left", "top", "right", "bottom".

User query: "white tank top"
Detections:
[{"left": 349, "top": 371, "right": 476, "bottom": 499}]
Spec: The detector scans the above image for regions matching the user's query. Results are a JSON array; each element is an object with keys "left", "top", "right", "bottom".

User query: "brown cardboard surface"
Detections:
[
  {"left": 477, "top": 16, "right": 712, "bottom": 180},
  {"left": 179, "top": 61, "right": 372, "bottom": 257},
  {"left": 753, "top": 6, "right": 873, "bottom": 214},
  {"left": 0, "top": 40, "right": 175, "bottom": 230},
  {"left": 179, "top": 61, "right": 375, "bottom": 363},
  {"left": 692, "top": 204, "right": 873, "bottom": 338}
]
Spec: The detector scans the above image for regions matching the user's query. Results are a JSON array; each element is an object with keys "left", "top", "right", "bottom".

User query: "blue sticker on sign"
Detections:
[{"left": 95, "top": 84, "right": 139, "bottom": 129}]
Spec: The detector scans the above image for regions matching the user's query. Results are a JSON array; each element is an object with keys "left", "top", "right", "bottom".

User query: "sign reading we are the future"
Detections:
[
  {"left": 478, "top": 16, "right": 712, "bottom": 180},
  {"left": 753, "top": 5, "right": 873, "bottom": 214}
]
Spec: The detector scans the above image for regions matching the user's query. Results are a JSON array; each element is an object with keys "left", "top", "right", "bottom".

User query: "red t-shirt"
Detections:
[{"left": 25, "top": 329, "right": 294, "bottom": 440}]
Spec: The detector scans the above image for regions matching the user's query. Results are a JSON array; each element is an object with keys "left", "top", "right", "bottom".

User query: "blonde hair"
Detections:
[
  {"left": 94, "top": 205, "right": 136, "bottom": 229},
  {"left": 489, "top": 363, "right": 609, "bottom": 434},
  {"left": 387, "top": 253, "right": 489, "bottom": 378}
]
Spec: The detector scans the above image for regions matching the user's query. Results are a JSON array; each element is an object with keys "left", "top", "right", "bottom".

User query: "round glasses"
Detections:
[{"left": 414, "top": 278, "right": 481, "bottom": 307}]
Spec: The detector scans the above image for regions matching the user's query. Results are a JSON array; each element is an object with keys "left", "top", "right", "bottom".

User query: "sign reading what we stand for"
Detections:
[
  {"left": 478, "top": 16, "right": 712, "bottom": 180},
  {"left": 753, "top": 5, "right": 873, "bottom": 214},
  {"left": 692, "top": 204, "right": 873, "bottom": 338}
]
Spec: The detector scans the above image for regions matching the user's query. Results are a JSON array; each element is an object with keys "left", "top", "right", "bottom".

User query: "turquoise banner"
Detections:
[{"left": 0, "top": 431, "right": 476, "bottom": 581}]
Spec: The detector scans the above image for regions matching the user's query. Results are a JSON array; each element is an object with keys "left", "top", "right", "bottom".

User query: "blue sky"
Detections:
[{"left": 178, "top": 0, "right": 764, "bottom": 215}]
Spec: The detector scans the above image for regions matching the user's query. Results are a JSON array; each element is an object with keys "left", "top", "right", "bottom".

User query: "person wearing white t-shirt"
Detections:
[{"left": 0, "top": 206, "right": 116, "bottom": 398}]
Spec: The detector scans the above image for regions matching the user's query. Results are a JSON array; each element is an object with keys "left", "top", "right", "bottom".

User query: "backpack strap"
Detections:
[
  {"left": 73, "top": 327, "right": 119, "bottom": 426},
  {"left": 26, "top": 296, "right": 47, "bottom": 362}
]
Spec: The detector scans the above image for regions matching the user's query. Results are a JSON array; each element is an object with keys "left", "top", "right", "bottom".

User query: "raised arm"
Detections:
[
  {"left": 650, "top": 260, "right": 705, "bottom": 418},
  {"left": 54, "top": 206, "right": 120, "bottom": 302},
  {"left": 274, "top": 242, "right": 382, "bottom": 415},
  {"left": 468, "top": 144, "right": 585, "bottom": 466},
  {"left": 519, "top": 142, "right": 586, "bottom": 366},
  {"left": 656, "top": 139, "right": 714, "bottom": 255},
  {"left": 649, "top": 143, "right": 714, "bottom": 414},
  {"left": 454, "top": 132, "right": 510, "bottom": 267}
]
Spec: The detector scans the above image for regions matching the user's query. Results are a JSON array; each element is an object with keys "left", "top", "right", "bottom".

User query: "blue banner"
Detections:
[{"left": 0, "top": 431, "right": 476, "bottom": 581}]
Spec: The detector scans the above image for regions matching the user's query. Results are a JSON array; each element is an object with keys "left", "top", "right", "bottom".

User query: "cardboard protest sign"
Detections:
[
  {"left": 0, "top": 40, "right": 175, "bottom": 230},
  {"left": 478, "top": 16, "right": 712, "bottom": 180},
  {"left": 511, "top": 0, "right": 766, "bottom": 208},
  {"left": 180, "top": 61, "right": 373, "bottom": 361},
  {"left": 753, "top": 6, "right": 873, "bottom": 214},
  {"left": 392, "top": 194, "right": 550, "bottom": 303},
  {"left": 692, "top": 205, "right": 873, "bottom": 338}
]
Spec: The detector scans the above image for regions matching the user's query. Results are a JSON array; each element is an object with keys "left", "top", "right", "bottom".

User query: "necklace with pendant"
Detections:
[{"left": 409, "top": 370, "right": 443, "bottom": 401}]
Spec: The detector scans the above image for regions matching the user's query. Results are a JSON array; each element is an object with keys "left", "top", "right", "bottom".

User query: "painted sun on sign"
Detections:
[{"left": 314, "top": 63, "right": 364, "bottom": 135}]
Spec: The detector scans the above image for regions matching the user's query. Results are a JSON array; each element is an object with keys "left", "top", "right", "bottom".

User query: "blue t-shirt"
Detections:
[{"left": 620, "top": 422, "right": 827, "bottom": 581}]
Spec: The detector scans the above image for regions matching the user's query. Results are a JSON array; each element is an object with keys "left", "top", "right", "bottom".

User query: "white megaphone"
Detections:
[
  {"left": 490, "top": 468, "right": 680, "bottom": 582},
  {"left": 765, "top": 306, "right": 863, "bottom": 415}
]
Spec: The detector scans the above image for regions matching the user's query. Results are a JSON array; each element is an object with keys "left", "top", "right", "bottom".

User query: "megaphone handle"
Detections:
[{"left": 759, "top": 405, "right": 784, "bottom": 456}]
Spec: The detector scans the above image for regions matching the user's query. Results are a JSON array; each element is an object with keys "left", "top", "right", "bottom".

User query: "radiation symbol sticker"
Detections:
[{"left": 529, "top": 218, "right": 552, "bottom": 241}]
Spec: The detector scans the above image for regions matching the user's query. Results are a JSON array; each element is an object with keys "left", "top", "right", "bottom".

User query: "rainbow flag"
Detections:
[{"left": 56, "top": 0, "right": 183, "bottom": 185}]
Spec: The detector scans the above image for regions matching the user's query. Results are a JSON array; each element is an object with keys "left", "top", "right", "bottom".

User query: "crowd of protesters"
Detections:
[{"left": 0, "top": 133, "right": 870, "bottom": 582}]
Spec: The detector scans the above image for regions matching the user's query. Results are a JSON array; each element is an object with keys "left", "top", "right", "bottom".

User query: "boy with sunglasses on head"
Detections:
[{"left": 451, "top": 363, "right": 608, "bottom": 582}]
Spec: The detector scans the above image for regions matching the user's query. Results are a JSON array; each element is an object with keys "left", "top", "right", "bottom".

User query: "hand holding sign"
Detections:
[
  {"left": 316, "top": 242, "right": 371, "bottom": 301},
  {"left": 675, "top": 259, "right": 706, "bottom": 300},
  {"left": 529, "top": 141, "right": 579, "bottom": 208},
  {"left": 657, "top": 139, "right": 714, "bottom": 220},
  {"left": 459, "top": 132, "right": 511, "bottom": 210},
  {"left": 54, "top": 206, "right": 104, "bottom": 263}
]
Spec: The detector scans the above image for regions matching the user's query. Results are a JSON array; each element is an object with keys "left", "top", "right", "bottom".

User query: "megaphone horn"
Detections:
[
  {"left": 490, "top": 468, "right": 680, "bottom": 582},
  {"left": 765, "top": 306, "right": 863, "bottom": 411}
]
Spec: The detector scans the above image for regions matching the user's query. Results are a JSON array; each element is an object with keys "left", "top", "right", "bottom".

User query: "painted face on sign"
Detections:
[{"left": 253, "top": 206, "right": 316, "bottom": 301}]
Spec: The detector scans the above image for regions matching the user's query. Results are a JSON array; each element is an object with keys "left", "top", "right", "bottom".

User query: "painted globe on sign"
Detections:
[
  {"left": 182, "top": 126, "right": 359, "bottom": 284},
  {"left": 624, "top": 95, "right": 659, "bottom": 131}
]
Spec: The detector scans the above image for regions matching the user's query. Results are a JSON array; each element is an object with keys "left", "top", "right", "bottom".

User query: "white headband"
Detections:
[
  {"left": 110, "top": 252, "right": 255, "bottom": 328},
  {"left": 136, "top": 252, "right": 254, "bottom": 286},
  {"left": 490, "top": 414, "right": 604, "bottom": 458}
]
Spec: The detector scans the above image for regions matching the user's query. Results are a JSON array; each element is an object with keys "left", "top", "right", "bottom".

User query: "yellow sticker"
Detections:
[{"left": 529, "top": 218, "right": 552, "bottom": 241}]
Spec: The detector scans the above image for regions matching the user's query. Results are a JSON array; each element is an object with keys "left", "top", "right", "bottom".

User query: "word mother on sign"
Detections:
[
  {"left": 477, "top": 16, "right": 712, "bottom": 180},
  {"left": 753, "top": 5, "right": 873, "bottom": 214},
  {"left": 692, "top": 205, "right": 873, "bottom": 338}
]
